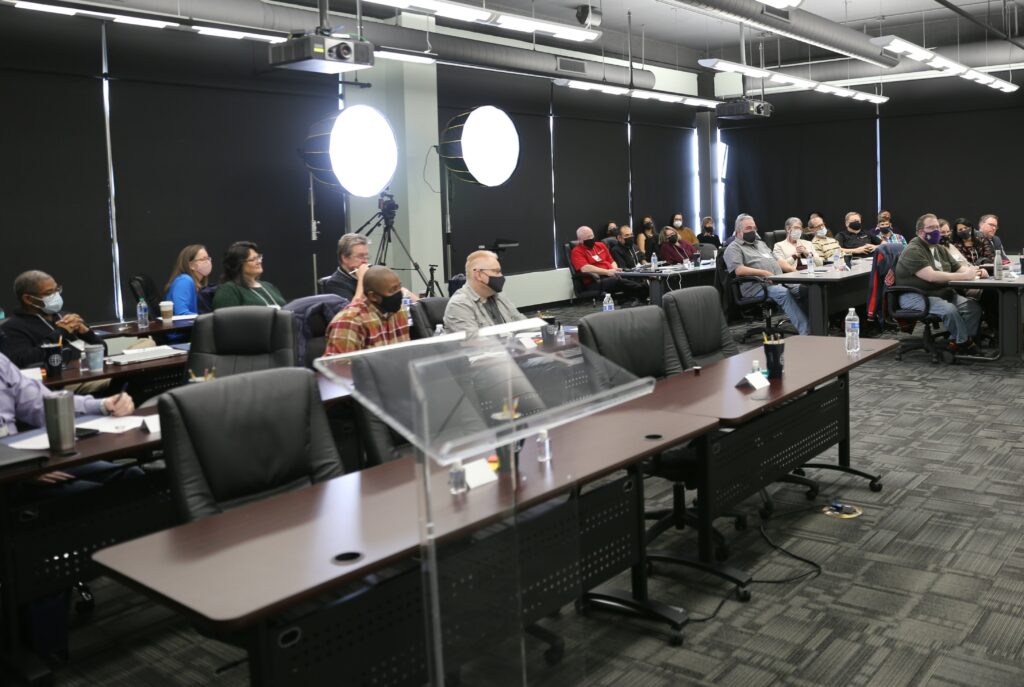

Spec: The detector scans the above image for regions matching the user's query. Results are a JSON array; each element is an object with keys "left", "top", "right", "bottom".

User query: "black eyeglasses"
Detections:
[{"left": 244, "top": 254, "right": 264, "bottom": 264}]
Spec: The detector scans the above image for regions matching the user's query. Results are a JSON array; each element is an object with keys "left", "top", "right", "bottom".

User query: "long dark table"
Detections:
[
  {"left": 91, "top": 317, "right": 196, "bottom": 340},
  {"left": 770, "top": 260, "right": 872, "bottom": 335},
  {"left": 619, "top": 263, "right": 716, "bottom": 306},
  {"left": 947, "top": 273, "right": 1024, "bottom": 360},
  {"left": 42, "top": 355, "right": 188, "bottom": 389}
]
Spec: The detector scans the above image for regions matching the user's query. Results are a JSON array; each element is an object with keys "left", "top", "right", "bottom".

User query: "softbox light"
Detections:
[
  {"left": 439, "top": 106, "right": 520, "bottom": 187},
  {"left": 301, "top": 104, "right": 398, "bottom": 197}
]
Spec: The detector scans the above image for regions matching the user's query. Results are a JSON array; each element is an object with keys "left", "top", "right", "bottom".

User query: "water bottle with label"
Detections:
[
  {"left": 433, "top": 323, "right": 445, "bottom": 337},
  {"left": 833, "top": 249, "right": 845, "bottom": 271},
  {"left": 602, "top": 293, "right": 615, "bottom": 312},
  {"left": 844, "top": 307, "right": 860, "bottom": 354},
  {"left": 136, "top": 299, "right": 149, "bottom": 329},
  {"left": 994, "top": 250, "right": 1005, "bottom": 280},
  {"left": 402, "top": 296, "right": 412, "bottom": 326},
  {"left": 650, "top": 253, "right": 659, "bottom": 270}
]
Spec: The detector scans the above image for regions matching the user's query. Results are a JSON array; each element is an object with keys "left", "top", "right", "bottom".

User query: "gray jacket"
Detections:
[{"left": 443, "top": 284, "right": 525, "bottom": 335}]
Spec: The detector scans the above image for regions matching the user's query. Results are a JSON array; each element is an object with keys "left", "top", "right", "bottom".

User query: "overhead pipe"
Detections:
[{"left": 930, "top": 0, "right": 1024, "bottom": 54}]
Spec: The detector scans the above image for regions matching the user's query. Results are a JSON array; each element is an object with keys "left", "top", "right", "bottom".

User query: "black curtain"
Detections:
[
  {"left": 720, "top": 117, "right": 876, "bottom": 236},
  {"left": 630, "top": 124, "right": 694, "bottom": 229},
  {"left": 880, "top": 106, "right": 1024, "bottom": 249},
  {"left": 106, "top": 25, "right": 341, "bottom": 311}
]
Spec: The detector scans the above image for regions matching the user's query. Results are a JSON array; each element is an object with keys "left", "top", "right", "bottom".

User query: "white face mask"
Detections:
[
  {"left": 815, "top": 228, "right": 828, "bottom": 238},
  {"left": 34, "top": 293, "right": 63, "bottom": 314},
  {"left": 790, "top": 229, "right": 803, "bottom": 241},
  {"left": 672, "top": 220, "right": 683, "bottom": 228}
]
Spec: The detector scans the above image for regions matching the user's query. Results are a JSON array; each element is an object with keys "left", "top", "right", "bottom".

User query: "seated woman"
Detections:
[
  {"left": 670, "top": 212, "right": 699, "bottom": 246},
  {"left": 212, "top": 241, "right": 287, "bottom": 309},
  {"left": 164, "top": 244, "right": 212, "bottom": 316},
  {"left": 657, "top": 226, "right": 697, "bottom": 264},
  {"left": 951, "top": 218, "right": 995, "bottom": 267},
  {"left": 636, "top": 216, "right": 658, "bottom": 262}
]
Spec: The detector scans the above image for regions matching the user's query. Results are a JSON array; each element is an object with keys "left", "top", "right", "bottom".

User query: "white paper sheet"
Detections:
[
  {"left": 464, "top": 458, "right": 499, "bottom": 489},
  {"left": 77, "top": 417, "right": 145, "bottom": 434},
  {"left": 19, "top": 367, "right": 43, "bottom": 381},
  {"left": 8, "top": 434, "right": 51, "bottom": 450}
]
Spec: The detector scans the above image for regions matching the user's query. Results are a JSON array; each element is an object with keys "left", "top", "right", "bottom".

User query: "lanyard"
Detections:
[{"left": 250, "top": 285, "right": 279, "bottom": 308}]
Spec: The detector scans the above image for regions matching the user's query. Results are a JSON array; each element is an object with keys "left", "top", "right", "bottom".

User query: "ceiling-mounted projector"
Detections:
[
  {"left": 716, "top": 98, "right": 773, "bottom": 119},
  {"left": 575, "top": 4, "right": 602, "bottom": 27},
  {"left": 270, "top": 35, "right": 374, "bottom": 74}
]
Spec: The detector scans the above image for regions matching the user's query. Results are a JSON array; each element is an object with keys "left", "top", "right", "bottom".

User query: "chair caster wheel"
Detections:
[
  {"left": 715, "top": 546, "right": 730, "bottom": 562},
  {"left": 806, "top": 489, "right": 819, "bottom": 501},
  {"left": 544, "top": 646, "right": 564, "bottom": 666},
  {"left": 734, "top": 515, "right": 747, "bottom": 531},
  {"left": 870, "top": 480, "right": 883, "bottom": 492},
  {"left": 668, "top": 631, "right": 683, "bottom": 647},
  {"left": 736, "top": 587, "right": 752, "bottom": 602}
]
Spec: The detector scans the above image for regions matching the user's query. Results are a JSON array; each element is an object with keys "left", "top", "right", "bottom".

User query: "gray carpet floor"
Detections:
[{"left": 36, "top": 303, "right": 1024, "bottom": 686}]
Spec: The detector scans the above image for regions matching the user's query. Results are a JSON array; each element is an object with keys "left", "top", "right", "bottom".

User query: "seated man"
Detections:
[
  {"left": 321, "top": 233, "right": 418, "bottom": 304},
  {"left": 570, "top": 226, "right": 646, "bottom": 299},
  {"left": 808, "top": 215, "right": 841, "bottom": 263},
  {"left": 324, "top": 267, "right": 409, "bottom": 355},
  {"left": 836, "top": 211, "right": 880, "bottom": 256},
  {"left": 444, "top": 250, "right": 525, "bottom": 335},
  {"left": 773, "top": 217, "right": 822, "bottom": 269},
  {"left": 609, "top": 225, "right": 645, "bottom": 269},
  {"left": 724, "top": 214, "right": 810, "bottom": 336},
  {"left": 894, "top": 213, "right": 985, "bottom": 355},
  {"left": 978, "top": 214, "right": 1004, "bottom": 255},
  {"left": 1, "top": 271, "right": 106, "bottom": 368}
]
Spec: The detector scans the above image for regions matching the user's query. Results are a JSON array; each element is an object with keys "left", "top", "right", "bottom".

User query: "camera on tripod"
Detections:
[{"left": 378, "top": 191, "right": 399, "bottom": 219}]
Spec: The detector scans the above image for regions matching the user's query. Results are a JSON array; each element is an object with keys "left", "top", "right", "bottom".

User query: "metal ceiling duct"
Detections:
[
  {"left": 58, "top": 0, "right": 656, "bottom": 88},
  {"left": 663, "top": 0, "right": 899, "bottom": 69}
]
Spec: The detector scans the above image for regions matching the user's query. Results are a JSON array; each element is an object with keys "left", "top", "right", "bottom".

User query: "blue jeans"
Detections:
[
  {"left": 768, "top": 284, "right": 810, "bottom": 335},
  {"left": 898, "top": 293, "right": 982, "bottom": 344}
]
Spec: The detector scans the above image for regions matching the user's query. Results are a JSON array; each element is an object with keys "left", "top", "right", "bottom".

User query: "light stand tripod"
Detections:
[{"left": 355, "top": 192, "right": 442, "bottom": 295}]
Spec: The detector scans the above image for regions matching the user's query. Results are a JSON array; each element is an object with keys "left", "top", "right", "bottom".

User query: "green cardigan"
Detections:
[{"left": 212, "top": 281, "right": 287, "bottom": 309}]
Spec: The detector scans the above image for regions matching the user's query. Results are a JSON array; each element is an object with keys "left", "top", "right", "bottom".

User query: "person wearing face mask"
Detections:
[
  {"left": 697, "top": 216, "right": 721, "bottom": 249},
  {"left": 772, "top": 217, "right": 822, "bottom": 269},
  {"left": 951, "top": 219, "right": 995, "bottom": 266},
  {"left": 723, "top": 214, "right": 810, "bottom": 335},
  {"left": 571, "top": 226, "right": 647, "bottom": 300},
  {"left": 164, "top": 244, "right": 213, "bottom": 316},
  {"left": 937, "top": 219, "right": 967, "bottom": 263},
  {"left": 894, "top": 213, "right": 985, "bottom": 355},
  {"left": 875, "top": 217, "right": 906, "bottom": 246},
  {"left": 808, "top": 216, "right": 841, "bottom": 264},
  {"left": 658, "top": 226, "right": 698, "bottom": 264},
  {"left": 636, "top": 216, "right": 658, "bottom": 261},
  {"left": 0, "top": 270, "right": 106, "bottom": 368},
  {"left": 443, "top": 250, "right": 525, "bottom": 335},
  {"left": 324, "top": 266, "right": 410, "bottom": 354},
  {"left": 836, "top": 212, "right": 880, "bottom": 256},
  {"left": 670, "top": 213, "right": 699, "bottom": 246},
  {"left": 609, "top": 225, "right": 646, "bottom": 269}
]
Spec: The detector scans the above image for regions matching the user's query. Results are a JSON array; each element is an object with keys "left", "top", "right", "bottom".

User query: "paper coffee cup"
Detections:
[{"left": 159, "top": 301, "right": 174, "bottom": 320}]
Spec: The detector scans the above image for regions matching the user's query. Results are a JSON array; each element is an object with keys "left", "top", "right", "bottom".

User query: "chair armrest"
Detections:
[
  {"left": 731, "top": 275, "right": 770, "bottom": 304},
  {"left": 886, "top": 285, "right": 932, "bottom": 318}
]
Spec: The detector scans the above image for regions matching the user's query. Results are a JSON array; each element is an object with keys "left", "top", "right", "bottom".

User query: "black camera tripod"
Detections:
[{"left": 354, "top": 192, "right": 443, "bottom": 296}]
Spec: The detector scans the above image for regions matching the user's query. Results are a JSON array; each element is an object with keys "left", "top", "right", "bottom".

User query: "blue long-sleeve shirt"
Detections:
[
  {"left": 0, "top": 352, "right": 102, "bottom": 437},
  {"left": 166, "top": 273, "right": 198, "bottom": 315}
]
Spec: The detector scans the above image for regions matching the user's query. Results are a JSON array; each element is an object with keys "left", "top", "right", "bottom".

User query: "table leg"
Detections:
[
  {"left": 997, "top": 288, "right": 1022, "bottom": 360},
  {"left": 806, "top": 283, "right": 829, "bottom": 336},
  {"left": 649, "top": 278, "right": 664, "bottom": 307},
  {"left": 837, "top": 372, "right": 851, "bottom": 468}
]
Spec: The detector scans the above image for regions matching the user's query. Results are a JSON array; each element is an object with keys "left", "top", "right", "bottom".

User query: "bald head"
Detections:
[
  {"left": 363, "top": 266, "right": 402, "bottom": 306},
  {"left": 576, "top": 226, "right": 594, "bottom": 242}
]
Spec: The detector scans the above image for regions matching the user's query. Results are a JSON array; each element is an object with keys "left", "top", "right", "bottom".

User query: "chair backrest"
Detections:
[
  {"left": 188, "top": 306, "right": 297, "bottom": 378},
  {"left": 127, "top": 274, "right": 161, "bottom": 314},
  {"left": 563, "top": 241, "right": 602, "bottom": 300},
  {"left": 868, "top": 242, "right": 907, "bottom": 324},
  {"left": 577, "top": 306, "right": 683, "bottom": 379},
  {"left": 409, "top": 297, "right": 450, "bottom": 339},
  {"left": 698, "top": 243, "right": 716, "bottom": 261},
  {"left": 763, "top": 230, "right": 787, "bottom": 249},
  {"left": 448, "top": 274, "right": 467, "bottom": 297},
  {"left": 662, "top": 286, "right": 739, "bottom": 369},
  {"left": 158, "top": 368, "right": 344, "bottom": 521},
  {"left": 283, "top": 294, "right": 349, "bottom": 367},
  {"left": 316, "top": 275, "right": 331, "bottom": 295}
]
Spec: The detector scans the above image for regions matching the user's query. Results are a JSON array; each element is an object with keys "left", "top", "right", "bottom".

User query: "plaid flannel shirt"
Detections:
[{"left": 324, "top": 299, "right": 409, "bottom": 355}]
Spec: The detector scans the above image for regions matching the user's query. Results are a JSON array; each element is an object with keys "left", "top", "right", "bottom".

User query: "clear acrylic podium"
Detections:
[{"left": 316, "top": 320, "right": 654, "bottom": 685}]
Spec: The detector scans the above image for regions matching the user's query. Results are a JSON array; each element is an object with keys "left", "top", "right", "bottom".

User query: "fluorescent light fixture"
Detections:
[
  {"left": 374, "top": 48, "right": 437, "bottom": 64},
  {"left": 195, "top": 27, "right": 287, "bottom": 43},
  {"left": 554, "top": 79, "right": 720, "bottom": 108},
  {"left": 702, "top": 58, "right": 888, "bottom": 104},
  {"left": 631, "top": 89, "right": 685, "bottom": 103},
  {"left": 870, "top": 35, "right": 1018, "bottom": 93},
  {"left": 114, "top": 16, "right": 178, "bottom": 28},
  {"left": 329, "top": 105, "right": 398, "bottom": 197},
  {"left": 563, "top": 79, "right": 629, "bottom": 95},
  {"left": 698, "top": 58, "right": 771, "bottom": 80},
  {"left": 13, "top": 1, "right": 75, "bottom": 14},
  {"left": 363, "top": 0, "right": 492, "bottom": 22},
  {"left": 755, "top": 0, "right": 802, "bottom": 8},
  {"left": 683, "top": 97, "right": 724, "bottom": 108},
  {"left": 494, "top": 13, "right": 600, "bottom": 41}
]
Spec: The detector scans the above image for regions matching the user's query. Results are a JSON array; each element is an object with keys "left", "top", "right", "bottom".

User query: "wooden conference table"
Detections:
[
  {"left": 91, "top": 317, "right": 196, "bottom": 340},
  {"left": 92, "top": 336, "right": 896, "bottom": 686},
  {"left": 619, "top": 263, "right": 716, "bottom": 306},
  {"left": 770, "top": 259, "right": 873, "bottom": 335}
]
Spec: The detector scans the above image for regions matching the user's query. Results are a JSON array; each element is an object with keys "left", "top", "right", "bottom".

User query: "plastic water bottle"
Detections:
[
  {"left": 402, "top": 296, "right": 412, "bottom": 326},
  {"left": 833, "top": 249, "right": 845, "bottom": 270},
  {"left": 844, "top": 308, "right": 860, "bottom": 354},
  {"left": 433, "top": 323, "right": 445, "bottom": 337},
  {"left": 602, "top": 293, "right": 615, "bottom": 312},
  {"left": 994, "top": 250, "right": 1004, "bottom": 280},
  {"left": 650, "top": 253, "right": 659, "bottom": 270},
  {"left": 0, "top": 307, "right": 5, "bottom": 322},
  {"left": 136, "top": 299, "right": 149, "bottom": 329}
]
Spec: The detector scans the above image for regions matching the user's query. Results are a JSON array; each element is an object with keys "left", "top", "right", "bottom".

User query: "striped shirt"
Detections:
[{"left": 324, "top": 299, "right": 409, "bottom": 355}]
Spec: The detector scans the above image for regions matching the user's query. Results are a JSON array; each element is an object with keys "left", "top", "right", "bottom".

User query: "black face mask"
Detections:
[
  {"left": 742, "top": 231, "right": 757, "bottom": 244},
  {"left": 583, "top": 238, "right": 596, "bottom": 248},
  {"left": 848, "top": 221, "right": 862, "bottom": 231},
  {"left": 376, "top": 290, "right": 403, "bottom": 314},
  {"left": 668, "top": 235, "right": 679, "bottom": 244},
  {"left": 623, "top": 236, "right": 634, "bottom": 246},
  {"left": 939, "top": 235, "right": 952, "bottom": 246},
  {"left": 644, "top": 222, "right": 654, "bottom": 230},
  {"left": 957, "top": 229, "right": 973, "bottom": 241},
  {"left": 702, "top": 225, "right": 713, "bottom": 233},
  {"left": 487, "top": 275, "right": 505, "bottom": 293}
]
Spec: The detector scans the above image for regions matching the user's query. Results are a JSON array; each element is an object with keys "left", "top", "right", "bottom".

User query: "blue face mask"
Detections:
[{"left": 33, "top": 293, "right": 63, "bottom": 314}]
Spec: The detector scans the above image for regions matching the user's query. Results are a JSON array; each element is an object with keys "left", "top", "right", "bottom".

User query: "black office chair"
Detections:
[
  {"left": 697, "top": 243, "right": 716, "bottom": 262},
  {"left": 885, "top": 286, "right": 952, "bottom": 364},
  {"left": 563, "top": 241, "right": 603, "bottom": 304},
  {"left": 188, "top": 306, "right": 297, "bottom": 378},
  {"left": 763, "top": 229, "right": 787, "bottom": 250},
  {"left": 127, "top": 274, "right": 162, "bottom": 315},
  {"left": 283, "top": 294, "right": 348, "bottom": 367},
  {"left": 728, "top": 275, "right": 787, "bottom": 342},
  {"left": 158, "top": 368, "right": 345, "bottom": 521},
  {"left": 409, "top": 297, "right": 450, "bottom": 339},
  {"left": 578, "top": 306, "right": 751, "bottom": 598},
  {"left": 662, "top": 286, "right": 739, "bottom": 369}
]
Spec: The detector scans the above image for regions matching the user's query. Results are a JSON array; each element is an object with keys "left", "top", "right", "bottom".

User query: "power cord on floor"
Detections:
[
  {"left": 748, "top": 519, "right": 823, "bottom": 586},
  {"left": 686, "top": 589, "right": 733, "bottom": 623}
]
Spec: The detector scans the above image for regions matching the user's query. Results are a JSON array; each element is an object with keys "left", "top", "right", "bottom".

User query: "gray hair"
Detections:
[
  {"left": 844, "top": 211, "right": 861, "bottom": 226},
  {"left": 734, "top": 214, "right": 754, "bottom": 234},
  {"left": 13, "top": 270, "right": 51, "bottom": 302},
  {"left": 337, "top": 233, "right": 369, "bottom": 260},
  {"left": 784, "top": 217, "right": 803, "bottom": 231},
  {"left": 576, "top": 226, "right": 593, "bottom": 240}
]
